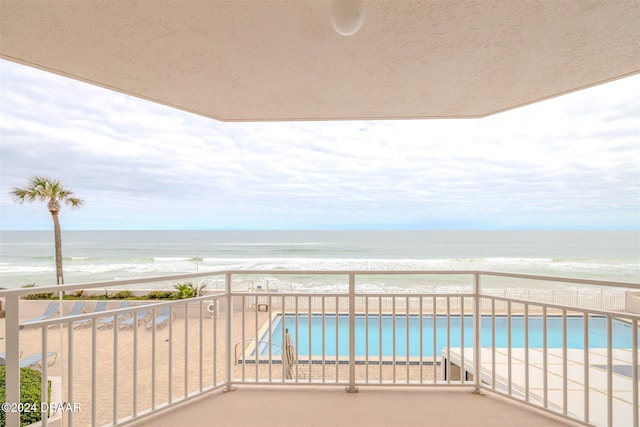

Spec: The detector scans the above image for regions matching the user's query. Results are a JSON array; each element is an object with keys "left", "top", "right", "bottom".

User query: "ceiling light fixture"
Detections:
[{"left": 331, "top": 0, "right": 365, "bottom": 37}]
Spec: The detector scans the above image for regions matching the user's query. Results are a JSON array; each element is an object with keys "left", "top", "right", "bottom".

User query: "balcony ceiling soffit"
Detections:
[{"left": 0, "top": 0, "right": 638, "bottom": 121}]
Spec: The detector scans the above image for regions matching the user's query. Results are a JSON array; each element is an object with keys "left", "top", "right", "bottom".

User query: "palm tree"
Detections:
[{"left": 11, "top": 176, "right": 83, "bottom": 285}]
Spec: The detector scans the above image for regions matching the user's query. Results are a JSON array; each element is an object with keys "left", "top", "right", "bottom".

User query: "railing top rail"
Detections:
[
  {"left": 481, "top": 294, "right": 640, "bottom": 320},
  {"left": 480, "top": 270, "right": 640, "bottom": 289},
  {"left": 229, "top": 269, "right": 479, "bottom": 275},
  {"left": 17, "top": 294, "right": 225, "bottom": 330},
  {"left": 0, "top": 271, "right": 229, "bottom": 297},
  {"left": 231, "top": 291, "right": 477, "bottom": 298},
  {"left": 1, "top": 269, "right": 638, "bottom": 297},
  {"left": 352, "top": 292, "right": 477, "bottom": 298},
  {"left": 231, "top": 291, "right": 348, "bottom": 297}
]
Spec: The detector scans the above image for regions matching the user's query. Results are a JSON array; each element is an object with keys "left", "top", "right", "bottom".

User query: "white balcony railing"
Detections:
[{"left": 1, "top": 270, "right": 638, "bottom": 427}]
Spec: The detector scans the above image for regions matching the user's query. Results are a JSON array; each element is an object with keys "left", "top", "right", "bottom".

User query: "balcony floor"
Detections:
[{"left": 130, "top": 386, "right": 577, "bottom": 427}]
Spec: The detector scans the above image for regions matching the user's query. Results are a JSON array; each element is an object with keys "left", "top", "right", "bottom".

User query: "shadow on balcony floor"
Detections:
[{"left": 130, "top": 386, "right": 577, "bottom": 427}]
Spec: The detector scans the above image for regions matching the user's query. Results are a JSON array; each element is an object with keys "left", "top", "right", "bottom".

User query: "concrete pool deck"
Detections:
[{"left": 444, "top": 347, "right": 639, "bottom": 427}]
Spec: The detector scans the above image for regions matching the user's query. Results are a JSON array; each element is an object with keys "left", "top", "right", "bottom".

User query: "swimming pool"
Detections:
[{"left": 255, "top": 314, "right": 637, "bottom": 359}]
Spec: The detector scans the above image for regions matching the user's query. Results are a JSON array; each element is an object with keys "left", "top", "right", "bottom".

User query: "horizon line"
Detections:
[{"left": 2, "top": 228, "right": 639, "bottom": 232}]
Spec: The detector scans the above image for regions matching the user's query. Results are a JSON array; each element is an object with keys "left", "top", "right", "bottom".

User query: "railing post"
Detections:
[
  {"left": 472, "top": 272, "right": 483, "bottom": 394},
  {"left": 632, "top": 319, "right": 638, "bottom": 427},
  {"left": 224, "top": 272, "right": 236, "bottom": 392},
  {"left": 346, "top": 272, "right": 358, "bottom": 393},
  {"left": 5, "top": 295, "right": 20, "bottom": 427}
]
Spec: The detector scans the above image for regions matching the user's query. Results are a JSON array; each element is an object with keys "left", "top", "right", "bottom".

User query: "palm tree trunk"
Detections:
[{"left": 51, "top": 211, "right": 64, "bottom": 284}]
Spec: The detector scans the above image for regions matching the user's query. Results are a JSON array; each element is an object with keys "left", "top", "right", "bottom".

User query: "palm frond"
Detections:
[
  {"left": 10, "top": 188, "right": 31, "bottom": 204},
  {"left": 11, "top": 176, "right": 84, "bottom": 208},
  {"left": 66, "top": 197, "right": 84, "bottom": 208}
]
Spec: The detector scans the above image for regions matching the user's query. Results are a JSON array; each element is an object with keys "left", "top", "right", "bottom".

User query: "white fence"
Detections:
[{"left": 1, "top": 270, "right": 638, "bottom": 427}]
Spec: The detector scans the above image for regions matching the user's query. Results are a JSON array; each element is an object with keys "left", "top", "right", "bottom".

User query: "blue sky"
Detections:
[{"left": 1, "top": 59, "right": 639, "bottom": 231}]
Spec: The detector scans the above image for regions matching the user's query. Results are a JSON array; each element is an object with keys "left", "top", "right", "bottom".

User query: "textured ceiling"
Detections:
[{"left": 1, "top": 0, "right": 638, "bottom": 121}]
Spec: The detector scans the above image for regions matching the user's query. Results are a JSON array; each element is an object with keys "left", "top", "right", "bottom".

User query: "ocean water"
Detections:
[{"left": 0, "top": 230, "right": 638, "bottom": 291}]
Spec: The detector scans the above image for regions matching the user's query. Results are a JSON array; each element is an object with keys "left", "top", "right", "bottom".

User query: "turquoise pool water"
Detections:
[{"left": 256, "top": 314, "right": 637, "bottom": 358}]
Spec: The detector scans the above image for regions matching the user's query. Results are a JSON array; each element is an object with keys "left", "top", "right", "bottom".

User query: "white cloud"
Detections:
[{"left": 1, "top": 59, "right": 639, "bottom": 230}]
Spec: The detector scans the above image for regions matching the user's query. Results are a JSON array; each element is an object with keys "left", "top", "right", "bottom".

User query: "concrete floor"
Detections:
[
  {"left": 130, "top": 386, "right": 578, "bottom": 427},
  {"left": 446, "top": 347, "right": 639, "bottom": 427}
]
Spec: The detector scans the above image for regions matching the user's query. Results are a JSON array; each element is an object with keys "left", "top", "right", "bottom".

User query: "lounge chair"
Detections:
[
  {"left": 66, "top": 301, "right": 86, "bottom": 316},
  {"left": 118, "top": 308, "right": 150, "bottom": 330},
  {"left": 0, "top": 351, "right": 23, "bottom": 359},
  {"left": 52, "top": 301, "right": 86, "bottom": 328},
  {"left": 96, "top": 302, "right": 131, "bottom": 328},
  {"left": 145, "top": 306, "right": 174, "bottom": 330},
  {"left": 22, "top": 301, "right": 60, "bottom": 325},
  {"left": 0, "top": 352, "right": 57, "bottom": 368},
  {"left": 73, "top": 301, "right": 108, "bottom": 328}
]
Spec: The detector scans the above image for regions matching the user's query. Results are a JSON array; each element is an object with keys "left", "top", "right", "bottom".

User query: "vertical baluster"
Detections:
[
  {"left": 347, "top": 273, "right": 357, "bottom": 392},
  {"left": 432, "top": 296, "right": 437, "bottom": 384},
  {"left": 212, "top": 300, "right": 217, "bottom": 387},
  {"left": 365, "top": 296, "right": 369, "bottom": 383},
  {"left": 268, "top": 295, "right": 273, "bottom": 382},
  {"left": 460, "top": 296, "right": 465, "bottom": 384},
  {"left": 282, "top": 295, "right": 286, "bottom": 382},
  {"left": 113, "top": 311, "right": 119, "bottom": 424},
  {"left": 335, "top": 295, "right": 339, "bottom": 382},
  {"left": 406, "top": 296, "right": 410, "bottom": 383},
  {"left": 132, "top": 312, "right": 138, "bottom": 417},
  {"left": 379, "top": 296, "right": 383, "bottom": 383},
  {"left": 446, "top": 296, "right": 450, "bottom": 384},
  {"left": 199, "top": 300, "right": 204, "bottom": 392},
  {"left": 419, "top": 297, "right": 423, "bottom": 384},
  {"left": 255, "top": 294, "right": 259, "bottom": 380},
  {"left": 41, "top": 326, "right": 48, "bottom": 427},
  {"left": 4, "top": 295, "right": 20, "bottom": 427},
  {"left": 92, "top": 319, "right": 97, "bottom": 426},
  {"left": 68, "top": 320, "right": 75, "bottom": 427},
  {"left": 543, "top": 306, "right": 548, "bottom": 409},
  {"left": 583, "top": 313, "right": 589, "bottom": 425},
  {"left": 473, "top": 273, "right": 482, "bottom": 393},
  {"left": 241, "top": 296, "right": 246, "bottom": 381},
  {"left": 184, "top": 302, "right": 189, "bottom": 397},
  {"left": 224, "top": 272, "right": 235, "bottom": 392},
  {"left": 152, "top": 305, "right": 156, "bottom": 409},
  {"left": 632, "top": 318, "right": 638, "bottom": 427},
  {"left": 168, "top": 304, "right": 173, "bottom": 402},
  {"left": 295, "top": 295, "right": 299, "bottom": 382},
  {"left": 524, "top": 303, "right": 529, "bottom": 402},
  {"left": 392, "top": 296, "right": 396, "bottom": 383},
  {"left": 562, "top": 309, "right": 567, "bottom": 416},
  {"left": 491, "top": 298, "right": 496, "bottom": 390},
  {"left": 606, "top": 315, "right": 612, "bottom": 427},
  {"left": 507, "top": 301, "right": 512, "bottom": 395},
  {"left": 308, "top": 296, "right": 312, "bottom": 383},
  {"left": 321, "top": 296, "right": 326, "bottom": 382}
]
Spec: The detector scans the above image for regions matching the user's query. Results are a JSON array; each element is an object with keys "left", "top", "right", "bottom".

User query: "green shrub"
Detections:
[
  {"left": 0, "top": 366, "right": 46, "bottom": 426},
  {"left": 174, "top": 282, "right": 206, "bottom": 299},
  {"left": 21, "top": 293, "right": 55, "bottom": 300},
  {"left": 20, "top": 284, "right": 55, "bottom": 300},
  {"left": 146, "top": 291, "right": 177, "bottom": 299},
  {"left": 69, "top": 290, "right": 85, "bottom": 298},
  {"left": 16, "top": 287, "right": 207, "bottom": 301},
  {"left": 111, "top": 290, "right": 133, "bottom": 299},
  {"left": 21, "top": 284, "right": 55, "bottom": 300}
]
